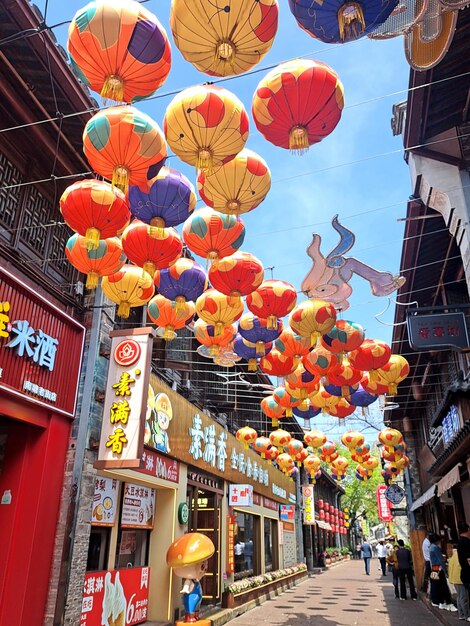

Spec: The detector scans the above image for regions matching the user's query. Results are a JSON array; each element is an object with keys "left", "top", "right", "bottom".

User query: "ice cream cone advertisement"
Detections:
[{"left": 80, "top": 567, "right": 150, "bottom": 626}]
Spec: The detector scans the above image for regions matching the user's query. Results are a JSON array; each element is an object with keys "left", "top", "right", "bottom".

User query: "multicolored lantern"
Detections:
[
  {"left": 318, "top": 441, "right": 337, "bottom": 463},
  {"left": 286, "top": 364, "right": 320, "bottom": 397},
  {"left": 310, "top": 385, "right": 340, "bottom": 412},
  {"left": 247, "top": 280, "right": 297, "bottom": 329},
  {"left": 254, "top": 436, "right": 271, "bottom": 458},
  {"left": 275, "top": 328, "right": 311, "bottom": 359},
  {"left": 361, "top": 456, "right": 379, "bottom": 472},
  {"left": 361, "top": 374, "right": 389, "bottom": 396},
  {"left": 321, "top": 319, "right": 365, "bottom": 356},
  {"left": 348, "top": 339, "right": 391, "bottom": 377},
  {"left": 286, "top": 439, "right": 304, "bottom": 458},
  {"left": 303, "top": 344, "right": 341, "bottom": 377},
  {"left": 378, "top": 427, "right": 403, "bottom": 450},
  {"left": 252, "top": 59, "right": 344, "bottom": 153},
  {"left": 269, "top": 428, "right": 292, "bottom": 451},
  {"left": 170, "top": 0, "right": 278, "bottom": 76},
  {"left": 349, "top": 386, "right": 378, "bottom": 412},
  {"left": 259, "top": 349, "right": 298, "bottom": 378},
  {"left": 273, "top": 386, "right": 300, "bottom": 417},
  {"left": 293, "top": 401, "right": 321, "bottom": 428},
  {"left": 264, "top": 445, "right": 279, "bottom": 461},
  {"left": 277, "top": 452, "right": 295, "bottom": 473},
  {"left": 83, "top": 106, "right": 167, "bottom": 192},
  {"left": 351, "top": 444, "right": 371, "bottom": 463},
  {"left": 60, "top": 179, "right": 130, "bottom": 250},
  {"left": 261, "top": 395, "right": 285, "bottom": 428},
  {"left": 195, "top": 289, "right": 244, "bottom": 335},
  {"left": 68, "top": 0, "right": 171, "bottom": 103},
  {"left": 325, "top": 362, "right": 362, "bottom": 393},
  {"left": 325, "top": 397, "right": 355, "bottom": 418},
  {"left": 236, "top": 426, "right": 258, "bottom": 450},
  {"left": 65, "top": 234, "right": 125, "bottom": 289},
  {"left": 163, "top": 85, "right": 249, "bottom": 171},
  {"left": 197, "top": 149, "right": 271, "bottom": 216},
  {"left": 234, "top": 335, "right": 272, "bottom": 371},
  {"left": 147, "top": 294, "right": 195, "bottom": 340},
  {"left": 340, "top": 430, "right": 365, "bottom": 450},
  {"left": 182, "top": 207, "right": 246, "bottom": 261},
  {"left": 209, "top": 252, "right": 264, "bottom": 298},
  {"left": 154, "top": 258, "right": 207, "bottom": 309},
  {"left": 331, "top": 456, "right": 349, "bottom": 475},
  {"left": 356, "top": 465, "right": 373, "bottom": 481},
  {"left": 289, "top": 299, "right": 337, "bottom": 346},
  {"left": 128, "top": 167, "right": 196, "bottom": 235},
  {"left": 238, "top": 313, "right": 282, "bottom": 356},
  {"left": 323, "top": 382, "right": 359, "bottom": 399},
  {"left": 375, "top": 355, "right": 410, "bottom": 395},
  {"left": 122, "top": 221, "right": 182, "bottom": 276},
  {"left": 304, "top": 429, "right": 327, "bottom": 449},
  {"left": 101, "top": 264, "right": 154, "bottom": 317},
  {"left": 194, "top": 320, "right": 236, "bottom": 357}
]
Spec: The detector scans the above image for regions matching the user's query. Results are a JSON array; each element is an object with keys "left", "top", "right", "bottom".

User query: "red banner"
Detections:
[
  {"left": 376, "top": 485, "right": 393, "bottom": 522},
  {"left": 139, "top": 449, "right": 179, "bottom": 483},
  {"left": 227, "top": 516, "right": 235, "bottom": 574},
  {"left": 81, "top": 567, "right": 150, "bottom": 626}
]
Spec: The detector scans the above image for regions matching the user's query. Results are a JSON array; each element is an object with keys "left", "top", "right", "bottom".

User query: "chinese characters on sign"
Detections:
[
  {"left": 376, "top": 485, "right": 393, "bottom": 522},
  {"left": 139, "top": 449, "right": 179, "bottom": 484},
  {"left": 121, "top": 482, "right": 156, "bottom": 529},
  {"left": 407, "top": 312, "right": 469, "bottom": 352},
  {"left": 302, "top": 485, "right": 315, "bottom": 525},
  {"left": 442, "top": 404, "right": 460, "bottom": 445},
  {"left": 6, "top": 319, "right": 59, "bottom": 370},
  {"left": 280, "top": 505, "right": 295, "bottom": 521},
  {"left": 227, "top": 516, "right": 235, "bottom": 574},
  {"left": 228, "top": 484, "right": 254, "bottom": 507},
  {"left": 92, "top": 477, "right": 118, "bottom": 526}
]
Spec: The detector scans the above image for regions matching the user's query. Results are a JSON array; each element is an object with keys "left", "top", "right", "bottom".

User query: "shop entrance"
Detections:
[{"left": 187, "top": 474, "right": 222, "bottom": 603}]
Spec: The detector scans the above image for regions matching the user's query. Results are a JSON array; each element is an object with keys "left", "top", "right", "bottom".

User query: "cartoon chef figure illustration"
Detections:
[{"left": 152, "top": 392, "right": 173, "bottom": 454}]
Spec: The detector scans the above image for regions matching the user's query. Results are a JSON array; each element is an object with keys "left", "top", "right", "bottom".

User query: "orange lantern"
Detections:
[
  {"left": 289, "top": 299, "right": 337, "bottom": 346},
  {"left": 83, "top": 106, "right": 167, "bottom": 192},
  {"left": 277, "top": 452, "right": 295, "bottom": 473},
  {"left": 331, "top": 456, "right": 349, "bottom": 475},
  {"left": 101, "top": 264, "right": 154, "bottom": 317},
  {"left": 122, "top": 221, "right": 182, "bottom": 276},
  {"left": 264, "top": 445, "right": 279, "bottom": 461},
  {"left": 269, "top": 428, "right": 292, "bottom": 451},
  {"left": 318, "top": 441, "right": 337, "bottom": 463},
  {"left": 375, "top": 355, "right": 410, "bottom": 395},
  {"left": 303, "top": 344, "right": 340, "bottom": 377},
  {"left": 348, "top": 339, "right": 391, "bottom": 377},
  {"left": 209, "top": 251, "right": 264, "bottom": 298},
  {"left": 194, "top": 319, "right": 236, "bottom": 357},
  {"left": 182, "top": 207, "right": 246, "bottom": 261},
  {"left": 273, "top": 386, "right": 300, "bottom": 417},
  {"left": 195, "top": 289, "right": 244, "bottom": 335},
  {"left": 340, "top": 430, "right": 365, "bottom": 450},
  {"left": 286, "top": 364, "right": 320, "bottom": 397},
  {"left": 261, "top": 395, "right": 285, "bottom": 428},
  {"left": 147, "top": 294, "right": 195, "bottom": 340},
  {"left": 246, "top": 280, "right": 298, "bottom": 330},
  {"left": 351, "top": 443, "right": 371, "bottom": 463},
  {"left": 60, "top": 179, "right": 130, "bottom": 250},
  {"left": 286, "top": 439, "right": 304, "bottom": 458},
  {"left": 275, "top": 328, "right": 311, "bottom": 359},
  {"left": 325, "top": 397, "right": 355, "bottom": 418},
  {"left": 254, "top": 436, "right": 271, "bottom": 458},
  {"left": 294, "top": 447, "right": 309, "bottom": 467},
  {"left": 65, "top": 234, "right": 125, "bottom": 289},
  {"left": 236, "top": 426, "right": 258, "bottom": 450},
  {"left": 304, "top": 429, "right": 327, "bottom": 449},
  {"left": 259, "top": 349, "right": 298, "bottom": 377}
]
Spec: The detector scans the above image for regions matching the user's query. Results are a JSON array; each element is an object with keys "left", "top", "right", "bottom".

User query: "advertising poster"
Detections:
[
  {"left": 81, "top": 567, "right": 150, "bottom": 626},
  {"left": 228, "top": 484, "right": 253, "bottom": 507},
  {"left": 280, "top": 505, "right": 295, "bottom": 521},
  {"left": 121, "top": 483, "right": 155, "bottom": 529},
  {"left": 92, "top": 477, "right": 119, "bottom": 527}
]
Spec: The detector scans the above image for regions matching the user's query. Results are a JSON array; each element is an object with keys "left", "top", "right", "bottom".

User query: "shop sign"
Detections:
[
  {"left": 280, "top": 505, "right": 295, "bottom": 521},
  {"left": 376, "top": 485, "right": 393, "bottom": 522},
  {"left": 442, "top": 404, "right": 460, "bottom": 444},
  {"left": 96, "top": 329, "right": 154, "bottom": 469},
  {"left": 302, "top": 485, "right": 315, "bottom": 525},
  {"left": 407, "top": 311, "right": 469, "bottom": 352},
  {"left": 391, "top": 508, "right": 407, "bottom": 517},
  {"left": 253, "top": 493, "right": 261, "bottom": 505},
  {"left": 187, "top": 470, "right": 222, "bottom": 490},
  {"left": 0, "top": 267, "right": 85, "bottom": 417},
  {"left": 139, "top": 449, "right": 179, "bottom": 484},
  {"left": 288, "top": 493, "right": 296, "bottom": 504},
  {"left": 229, "top": 484, "right": 253, "bottom": 507},
  {"left": 178, "top": 502, "right": 190, "bottom": 525},
  {"left": 92, "top": 477, "right": 119, "bottom": 526},
  {"left": 121, "top": 482, "right": 155, "bottom": 529},
  {"left": 263, "top": 497, "right": 279, "bottom": 512},
  {"left": 81, "top": 567, "right": 150, "bottom": 626},
  {"left": 385, "top": 484, "right": 405, "bottom": 506},
  {"left": 227, "top": 515, "right": 235, "bottom": 574}
]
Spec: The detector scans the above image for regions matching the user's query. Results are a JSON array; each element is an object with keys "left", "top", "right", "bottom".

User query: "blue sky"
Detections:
[{"left": 41, "top": 0, "right": 412, "bottom": 440}]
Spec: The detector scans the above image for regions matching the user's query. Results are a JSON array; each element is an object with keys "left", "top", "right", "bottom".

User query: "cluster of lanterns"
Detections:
[
  {"left": 317, "top": 501, "right": 348, "bottom": 535},
  {"left": 378, "top": 427, "right": 409, "bottom": 484}
]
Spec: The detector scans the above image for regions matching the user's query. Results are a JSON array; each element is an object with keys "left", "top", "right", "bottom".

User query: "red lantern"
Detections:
[
  {"left": 260, "top": 349, "right": 298, "bottom": 377},
  {"left": 348, "top": 339, "right": 391, "bottom": 375},
  {"left": 273, "top": 386, "right": 301, "bottom": 417},
  {"left": 122, "top": 221, "right": 182, "bottom": 276},
  {"left": 324, "top": 502, "right": 330, "bottom": 512},
  {"left": 319, "top": 509, "right": 325, "bottom": 520},
  {"left": 209, "top": 251, "right": 264, "bottom": 297},
  {"left": 246, "top": 279, "right": 297, "bottom": 329},
  {"left": 317, "top": 499, "right": 324, "bottom": 509}
]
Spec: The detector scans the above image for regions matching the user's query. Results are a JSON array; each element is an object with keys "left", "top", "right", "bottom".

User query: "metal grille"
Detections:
[
  {"left": 0, "top": 153, "right": 23, "bottom": 230},
  {"left": 49, "top": 223, "right": 75, "bottom": 281},
  {"left": 21, "top": 186, "right": 52, "bottom": 254}
]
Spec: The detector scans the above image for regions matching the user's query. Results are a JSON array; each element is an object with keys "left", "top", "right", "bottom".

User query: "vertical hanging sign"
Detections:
[
  {"left": 96, "top": 328, "right": 154, "bottom": 469},
  {"left": 376, "top": 485, "right": 393, "bottom": 522},
  {"left": 302, "top": 485, "right": 315, "bottom": 525}
]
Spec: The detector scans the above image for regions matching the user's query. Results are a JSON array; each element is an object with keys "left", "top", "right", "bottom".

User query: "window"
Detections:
[
  {"left": 115, "top": 529, "right": 150, "bottom": 569},
  {"left": 233, "top": 511, "right": 259, "bottom": 579},
  {"left": 264, "top": 518, "right": 273, "bottom": 572},
  {"left": 87, "top": 527, "right": 110, "bottom": 572}
]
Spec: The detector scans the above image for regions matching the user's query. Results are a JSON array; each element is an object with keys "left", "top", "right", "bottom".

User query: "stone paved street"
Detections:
[{"left": 228, "top": 559, "right": 450, "bottom": 626}]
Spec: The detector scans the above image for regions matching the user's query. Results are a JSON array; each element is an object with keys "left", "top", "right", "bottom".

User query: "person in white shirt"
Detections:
[
  {"left": 422, "top": 534, "right": 431, "bottom": 592},
  {"left": 377, "top": 540, "right": 388, "bottom": 576}
]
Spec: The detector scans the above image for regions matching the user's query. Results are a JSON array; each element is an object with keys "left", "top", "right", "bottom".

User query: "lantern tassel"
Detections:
[
  {"left": 255, "top": 340, "right": 265, "bottom": 356},
  {"left": 248, "top": 358, "right": 257, "bottom": 371},
  {"left": 209, "top": 344, "right": 220, "bottom": 358},
  {"left": 198, "top": 149, "right": 213, "bottom": 172},
  {"left": 338, "top": 2, "right": 366, "bottom": 41},
  {"left": 101, "top": 75, "right": 125, "bottom": 104},
  {"left": 85, "top": 227, "right": 101, "bottom": 250},
  {"left": 289, "top": 125, "right": 309, "bottom": 155},
  {"left": 286, "top": 407, "right": 293, "bottom": 417},
  {"left": 117, "top": 301, "right": 131, "bottom": 318},
  {"left": 143, "top": 261, "right": 157, "bottom": 278},
  {"left": 267, "top": 314, "right": 277, "bottom": 330},
  {"left": 389, "top": 382, "right": 398, "bottom": 395},
  {"left": 85, "top": 271, "right": 100, "bottom": 290},
  {"left": 310, "top": 330, "right": 321, "bottom": 346},
  {"left": 112, "top": 165, "right": 130, "bottom": 193},
  {"left": 174, "top": 295, "right": 186, "bottom": 313},
  {"left": 272, "top": 417, "right": 279, "bottom": 428},
  {"left": 214, "top": 322, "right": 224, "bottom": 336},
  {"left": 149, "top": 217, "right": 166, "bottom": 239},
  {"left": 163, "top": 326, "right": 176, "bottom": 341}
]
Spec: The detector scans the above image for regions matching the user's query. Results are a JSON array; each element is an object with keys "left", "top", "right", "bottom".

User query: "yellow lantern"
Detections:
[
  {"left": 378, "top": 427, "right": 403, "bottom": 449},
  {"left": 340, "top": 430, "right": 365, "bottom": 450},
  {"left": 269, "top": 428, "right": 291, "bottom": 451},
  {"left": 303, "top": 454, "right": 321, "bottom": 477},
  {"left": 289, "top": 299, "right": 337, "bottom": 345},
  {"left": 195, "top": 289, "right": 244, "bottom": 335},
  {"left": 304, "top": 429, "right": 327, "bottom": 449},
  {"left": 277, "top": 452, "right": 295, "bottom": 473},
  {"left": 101, "top": 264, "right": 154, "bottom": 317},
  {"left": 236, "top": 426, "right": 258, "bottom": 449},
  {"left": 375, "top": 355, "right": 410, "bottom": 395}
]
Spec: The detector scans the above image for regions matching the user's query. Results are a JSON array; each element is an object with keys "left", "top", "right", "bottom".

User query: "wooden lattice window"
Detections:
[
  {"left": 21, "top": 186, "right": 52, "bottom": 255},
  {"left": 0, "top": 152, "right": 23, "bottom": 230}
]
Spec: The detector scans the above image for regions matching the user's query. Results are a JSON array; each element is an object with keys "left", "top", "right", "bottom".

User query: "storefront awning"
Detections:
[
  {"left": 437, "top": 464, "right": 461, "bottom": 497},
  {"left": 316, "top": 520, "right": 332, "bottom": 530},
  {"left": 410, "top": 485, "right": 436, "bottom": 511}
]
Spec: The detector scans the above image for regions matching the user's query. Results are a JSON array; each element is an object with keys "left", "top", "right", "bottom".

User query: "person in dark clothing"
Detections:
[
  {"left": 457, "top": 522, "right": 470, "bottom": 591},
  {"left": 361, "top": 540, "right": 372, "bottom": 575},
  {"left": 395, "top": 539, "right": 417, "bottom": 600},
  {"left": 429, "top": 534, "right": 457, "bottom": 611}
]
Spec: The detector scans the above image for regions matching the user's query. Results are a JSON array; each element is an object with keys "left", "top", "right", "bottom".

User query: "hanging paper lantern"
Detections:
[
  {"left": 236, "top": 426, "right": 258, "bottom": 450},
  {"left": 303, "top": 454, "right": 321, "bottom": 477},
  {"left": 264, "top": 445, "right": 279, "bottom": 461},
  {"left": 261, "top": 395, "right": 285, "bottom": 428},
  {"left": 375, "top": 355, "right": 410, "bottom": 395},
  {"left": 275, "top": 328, "right": 311, "bottom": 359},
  {"left": 286, "top": 439, "right": 304, "bottom": 458},
  {"left": 286, "top": 363, "right": 320, "bottom": 394},
  {"left": 122, "top": 221, "right": 182, "bottom": 277},
  {"left": 147, "top": 294, "right": 195, "bottom": 340},
  {"left": 259, "top": 349, "right": 298, "bottom": 378},
  {"left": 383, "top": 461, "right": 401, "bottom": 477},
  {"left": 194, "top": 320, "right": 236, "bottom": 358},
  {"left": 288, "top": 0, "right": 398, "bottom": 44},
  {"left": 331, "top": 455, "right": 348, "bottom": 475},
  {"left": 154, "top": 258, "right": 207, "bottom": 309},
  {"left": 378, "top": 427, "right": 403, "bottom": 449},
  {"left": 289, "top": 300, "right": 337, "bottom": 346},
  {"left": 293, "top": 447, "right": 309, "bottom": 467},
  {"left": 284, "top": 382, "right": 317, "bottom": 409},
  {"left": 326, "top": 397, "right": 355, "bottom": 418},
  {"left": 83, "top": 107, "right": 167, "bottom": 192},
  {"left": 128, "top": 167, "right": 196, "bottom": 235},
  {"left": 163, "top": 85, "right": 249, "bottom": 171},
  {"left": 234, "top": 336, "right": 273, "bottom": 371},
  {"left": 252, "top": 59, "right": 344, "bottom": 153},
  {"left": 351, "top": 443, "right": 371, "bottom": 463},
  {"left": 60, "top": 179, "right": 130, "bottom": 250},
  {"left": 382, "top": 448, "right": 402, "bottom": 463},
  {"left": 247, "top": 280, "right": 298, "bottom": 330},
  {"left": 361, "top": 457, "right": 379, "bottom": 471},
  {"left": 102, "top": 264, "right": 154, "bottom": 317},
  {"left": 394, "top": 441, "right": 407, "bottom": 456},
  {"left": 394, "top": 455, "right": 410, "bottom": 471},
  {"left": 195, "top": 289, "right": 244, "bottom": 335},
  {"left": 340, "top": 431, "right": 365, "bottom": 450},
  {"left": 361, "top": 374, "right": 389, "bottom": 396},
  {"left": 273, "top": 386, "right": 301, "bottom": 417},
  {"left": 183, "top": 207, "right": 246, "bottom": 261},
  {"left": 68, "top": 0, "right": 171, "bottom": 103},
  {"left": 310, "top": 385, "right": 340, "bottom": 412},
  {"left": 293, "top": 401, "right": 321, "bottom": 428},
  {"left": 349, "top": 386, "right": 378, "bottom": 410},
  {"left": 65, "top": 234, "right": 125, "bottom": 289},
  {"left": 318, "top": 441, "right": 337, "bottom": 463},
  {"left": 269, "top": 428, "right": 292, "bottom": 451},
  {"left": 348, "top": 339, "right": 391, "bottom": 377},
  {"left": 323, "top": 382, "right": 359, "bottom": 399},
  {"left": 356, "top": 465, "right": 372, "bottom": 481},
  {"left": 303, "top": 344, "right": 341, "bottom": 377},
  {"left": 289, "top": 466, "right": 300, "bottom": 479},
  {"left": 170, "top": 0, "right": 278, "bottom": 77},
  {"left": 304, "top": 429, "right": 327, "bottom": 449},
  {"left": 238, "top": 313, "right": 282, "bottom": 357},
  {"left": 197, "top": 149, "right": 271, "bottom": 216},
  {"left": 254, "top": 436, "right": 271, "bottom": 458},
  {"left": 277, "top": 452, "right": 295, "bottom": 473},
  {"left": 326, "top": 362, "right": 362, "bottom": 393},
  {"left": 321, "top": 319, "right": 365, "bottom": 356},
  {"left": 209, "top": 252, "right": 264, "bottom": 298}
]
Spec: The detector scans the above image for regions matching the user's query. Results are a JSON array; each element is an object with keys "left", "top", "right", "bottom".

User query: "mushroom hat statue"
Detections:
[{"left": 166, "top": 533, "right": 215, "bottom": 624}]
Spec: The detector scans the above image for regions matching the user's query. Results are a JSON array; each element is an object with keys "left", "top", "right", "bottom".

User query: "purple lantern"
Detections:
[
  {"left": 238, "top": 313, "right": 282, "bottom": 357},
  {"left": 293, "top": 402, "right": 321, "bottom": 429},
  {"left": 349, "top": 386, "right": 378, "bottom": 414},
  {"left": 154, "top": 258, "right": 207, "bottom": 308},
  {"left": 234, "top": 334, "right": 273, "bottom": 371},
  {"left": 324, "top": 382, "right": 359, "bottom": 398}
]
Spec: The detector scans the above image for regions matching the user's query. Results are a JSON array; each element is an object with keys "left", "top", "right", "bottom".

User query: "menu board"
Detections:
[
  {"left": 121, "top": 483, "right": 155, "bottom": 529},
  {"left": 92, "top": 477, "right": 119, "bottom": 527}
]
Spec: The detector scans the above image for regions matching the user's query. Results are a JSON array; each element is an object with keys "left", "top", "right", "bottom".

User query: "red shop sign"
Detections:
[
  {"left": 376, "top": 485, "right": 393, "bottom": 522},
  {"left": 227, "top": 515, "right": 235, "bottom": 574},
  {"left": 0, "top": 267, "right": 85, "bottom": 418},
  {"left": 81, "top": 567, "right": 150, "bottom": 626},
  {"left": 139, "top": 449, "right": 180, "bottom": 484}
]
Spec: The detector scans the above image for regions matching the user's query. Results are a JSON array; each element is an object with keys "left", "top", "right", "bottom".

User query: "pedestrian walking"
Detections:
[
  {"left": 422, "top": 532, "right": 432, "bottom": 593},
  {"left": 395, "top": 539, "right": 417, "bottom": 600},
  {"left": 429, "top": 534, "right": 457, "bottom": 612},
  {"left": 361, "top": 539, "right": 372, "bottom": 575},
  {"left": 377, "top": 540, "right": 388, "bottom": 576},
  {"left": 387, "top": 542, "right": 400, "bottom": 598},
  {"left": 458, "top": 522, "right": 470, "bottom": 592},
  {"left": 448, "top": 543, "right": 470, "bottom": 621},
  {"left": 356, "top": 543, "right": 361, "bottom": 560}
]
